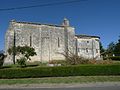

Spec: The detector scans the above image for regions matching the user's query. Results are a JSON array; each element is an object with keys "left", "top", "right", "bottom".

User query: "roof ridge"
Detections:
[
  {"left": 11, "top": 20, "right": 64, "bottom": 27},
  {"left": 75, "top": 34, "right": 100, "bottom": 39}
]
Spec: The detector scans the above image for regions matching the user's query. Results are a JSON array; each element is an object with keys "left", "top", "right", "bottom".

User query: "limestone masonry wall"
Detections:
[{"left": 5, "top": 19, "right": 100, "bottom": 64}]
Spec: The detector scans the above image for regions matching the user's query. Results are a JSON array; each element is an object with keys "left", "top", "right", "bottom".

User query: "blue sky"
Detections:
[{"left": 0, "top": 0, "right": 120, "bottom": 50}]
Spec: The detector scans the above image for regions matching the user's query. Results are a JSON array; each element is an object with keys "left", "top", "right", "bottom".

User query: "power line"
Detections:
[{"left": 0, "top": 0, "right": 86, "bottom": 11}]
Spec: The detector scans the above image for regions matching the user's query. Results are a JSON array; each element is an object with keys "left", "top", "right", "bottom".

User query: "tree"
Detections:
[
  {"left": 8, "top": 46, "right": 37, "bottom": 67},
  {"left": 60, "top": 50, "right": 89, "bottom": 65},
  {"left": 100, "top": 42, "right": 105, "bottom": 54},
  {"left": 0, "top": 51, "right": 6, "bottom": 67},
  {"left": 114, "top": 36, "right": 120, "bottom": 56},
  {"left": 99, "top": 42, "right": 106, "bottom": 59},
  {"left": 106, "top": 42, "right": 115, "bottom": 56}
]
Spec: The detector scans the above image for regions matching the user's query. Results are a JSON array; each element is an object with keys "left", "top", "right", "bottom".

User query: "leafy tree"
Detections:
[
  {"left": 114, "top": 37, "right": 120, "bottom": 56},
  {"left": 8, "top": 46, "right": 37, "bottom": 67},
  {"left": 99, "top": 42, "right": 106, "bottom": 59},
  {"left": 100, "top": 42, "right": 105, "bottom": 54},
  {"left": 106, "top": 42, "right": 115, "bottom": 56},
  {"left": 0, "top": 51, "right": 6, "bottom": 67}
]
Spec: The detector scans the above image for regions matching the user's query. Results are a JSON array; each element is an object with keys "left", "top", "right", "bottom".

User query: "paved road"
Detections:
[
  {"left": 0, "top": 82, "right": 120, "bottom": 90},
  {"left": 0, "top": 86, "right": 120, "bottom": 90}
]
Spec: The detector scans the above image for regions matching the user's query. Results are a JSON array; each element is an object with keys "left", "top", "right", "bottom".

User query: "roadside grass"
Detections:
[
  {"left": 0, "top": 76, "right": 120, "bottom": 85},
  {"left": 113, "top": 61, "right": 120, "bottom": 64}
]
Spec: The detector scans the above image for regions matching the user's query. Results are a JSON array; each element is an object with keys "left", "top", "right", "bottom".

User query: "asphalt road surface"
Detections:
[
  {"left": 0, "top": 86, "right": 120, "bottom": 90},
  {"left": 0, "top": 87, "right": 120, "bottom": 90},
  {"left": 0, "top": 82, "right": 120, "bottom": 90}
]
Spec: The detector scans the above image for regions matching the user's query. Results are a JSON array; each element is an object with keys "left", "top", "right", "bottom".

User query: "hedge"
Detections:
[
  {"left": 0, "top": 65, "right": 120, "bottom": 79},
  {"left": 108, "top": 56, "right": 120, "bottom": 61},
  {"left": 0, "top": 53, "right": 4, "bottom": 67}
]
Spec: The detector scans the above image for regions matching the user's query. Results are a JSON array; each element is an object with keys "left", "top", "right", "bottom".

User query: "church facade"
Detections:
[{"left": 5, "top": 19, "right": 100, "bottom": 64}]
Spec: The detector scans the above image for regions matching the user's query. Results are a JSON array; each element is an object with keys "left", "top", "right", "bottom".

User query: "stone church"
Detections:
[{"left": 5, "top": 18, "right": 100, "bottom": 64}]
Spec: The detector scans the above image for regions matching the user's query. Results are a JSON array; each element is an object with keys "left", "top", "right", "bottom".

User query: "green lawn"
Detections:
[{"left": 0, "top": 76, "right": 120, "bottom": 85}]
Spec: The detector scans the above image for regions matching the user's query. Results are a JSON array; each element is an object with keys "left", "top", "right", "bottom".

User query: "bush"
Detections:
[
  {"left": 66, "top": 54, "right": 90, "bottom": 65},
  {"left": 0, "top": 59, "right": 4, "bottom": 68},
  {"left": 60, "top": 51, "right": 90, "bottom": 65},
  {"left": 0, "top": 64, "right": 120, "bottom": 78},
  {"left": 17, "top": 57, "right": 27, "bottom": 67},
  {"left": 0, "top": 53, "right": 5, "bottom": 68},
  {"left": 49, "top": 60, "right": 67, "bottom": 66},
  {"left": 88, "top": 59, "right": 113, "bottom": 64},
  {"left": 108, "top": 56, "right": 120, "bottom": 61}
]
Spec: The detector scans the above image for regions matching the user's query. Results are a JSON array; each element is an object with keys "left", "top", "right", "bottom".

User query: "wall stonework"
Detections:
[
  {"left": 75, "top": 35, "right": 100, "bottom": 60},
  {"left": 5, "top": 19, "right": 100, "bottom": 64}
]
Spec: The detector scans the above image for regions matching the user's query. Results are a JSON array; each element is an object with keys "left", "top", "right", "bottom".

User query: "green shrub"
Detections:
[
  {"left": 0, "top": 59, "right": 4, "bottom": 68},
  {"left": 17, "top": 57, "right": 27, "bottom": 67},
  {"left": 0, "top": 53, "right": 6, "bottom": 68},
  {"left": 108, "top": 56, "right": 120, "bottom": 61},
  {"left": 0, "top": 64, "right": 120, "bottom": 79}
]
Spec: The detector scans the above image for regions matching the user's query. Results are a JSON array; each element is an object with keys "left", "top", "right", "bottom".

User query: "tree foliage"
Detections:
[
  {"left": 106, "top": 36, "right": 120, "bottom": 57},
  {"left": 8, "top": 46, "right": 37, "bottom": 66},
  {"left": 17, "top": 57, "right": 27, "bottom": 67},
  {"left": 100, "top": 42, "right": 105, "bottom": 54},
  {"left": 0, "top": 51, "right": 6, "bottom": 67},
  {"left": 106, "top": 42, "right": 115, "bottom": 56},
  {"left": 114, "top": 37, "right": 120, "bottom": 56}
]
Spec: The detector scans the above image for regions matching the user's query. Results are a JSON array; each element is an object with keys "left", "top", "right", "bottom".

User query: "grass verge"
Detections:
[{"left": 0, "top": 76, "right": 120, "bottom": 85}]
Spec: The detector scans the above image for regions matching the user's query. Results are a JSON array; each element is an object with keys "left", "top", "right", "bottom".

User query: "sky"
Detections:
[{"left": 0, "top": 0, "right": 120, "bottom": 50}]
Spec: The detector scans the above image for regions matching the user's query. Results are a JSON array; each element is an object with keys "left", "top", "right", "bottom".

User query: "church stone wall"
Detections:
[
  {"left": 5, "top": 19, "right": 75, "bottom": 64},
  {"left": 76, "top": 36, "right": 100, "bottom": 60},
  {"left": 5, "top": 19, "right": 100, "bottom": 64},
  {"left": 67, "top": 27, "right": 75, "bottom": 53}
]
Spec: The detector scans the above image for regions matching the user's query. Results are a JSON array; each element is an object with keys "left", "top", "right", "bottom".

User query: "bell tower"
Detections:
[{"left": 62, "top": 18, "right": 70, "bottom": 26}]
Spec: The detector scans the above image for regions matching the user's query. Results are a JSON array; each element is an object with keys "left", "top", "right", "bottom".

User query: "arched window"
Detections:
[
  {"left": 86, "top": 48, "right": 88, "bottom": 53},
  {"left": 58, "top": 37, "right": 60, "bottom": 47},
  {"left": 30, "top": 35, "right": 32, "bottom": 47}
]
